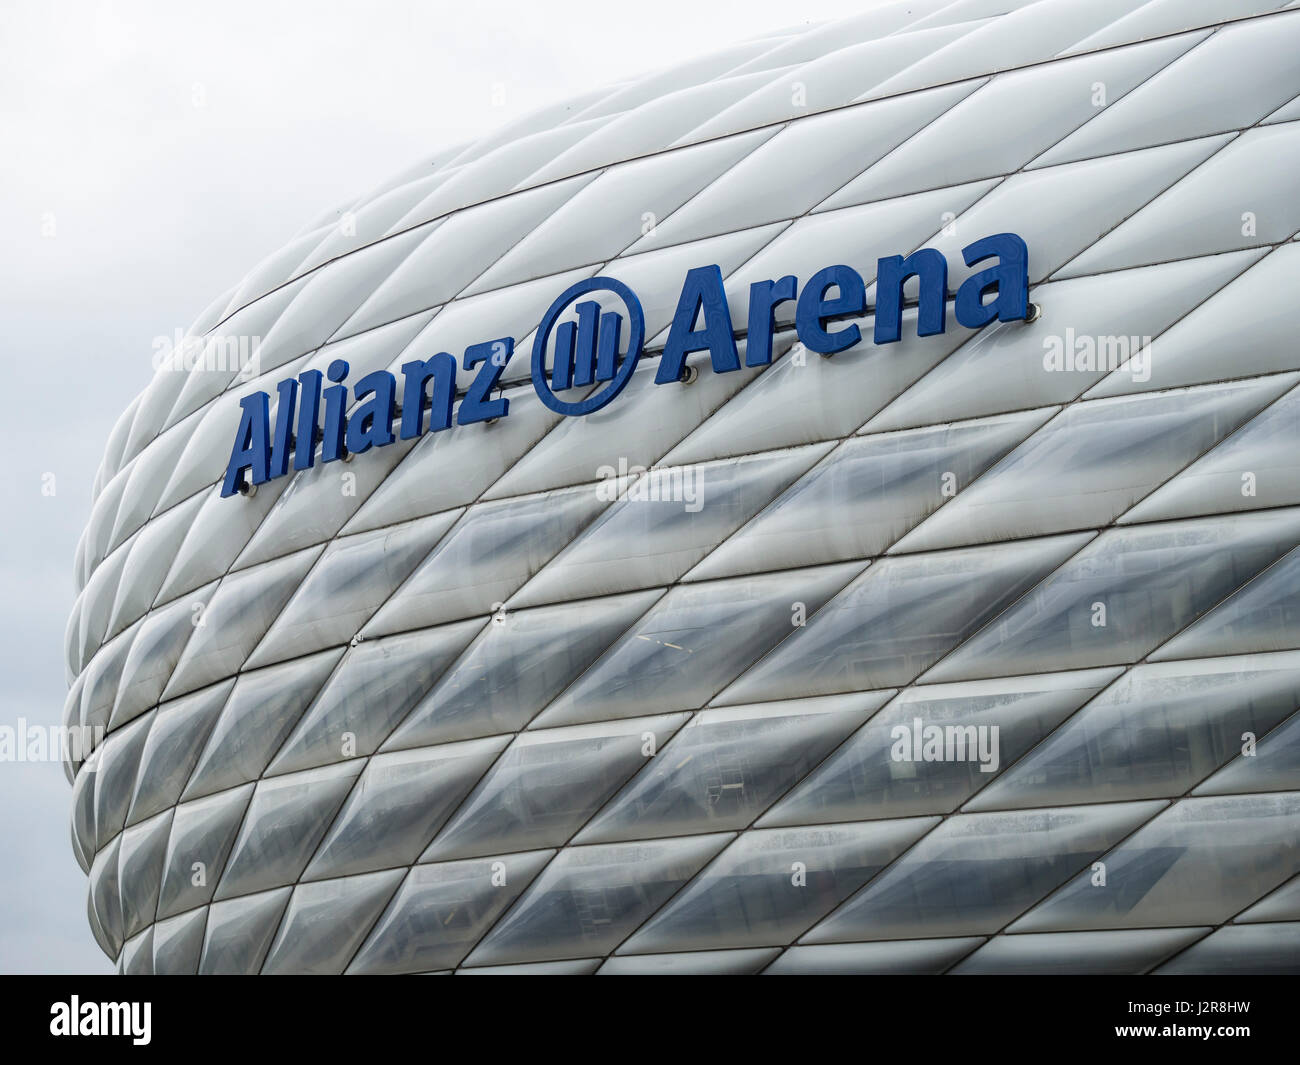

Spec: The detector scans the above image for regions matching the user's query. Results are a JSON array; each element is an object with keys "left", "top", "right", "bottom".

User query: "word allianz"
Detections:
[{"left": 222, "top": 232, "right": 1030, "bottom": 497}]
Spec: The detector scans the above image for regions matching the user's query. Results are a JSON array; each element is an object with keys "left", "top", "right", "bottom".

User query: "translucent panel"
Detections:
[
  {"left": 804, "top": 801, "right": 1163, "bottom": 943},
  {"left": 512, "top": 445, "right": 831, "bottom": 606},
  {"left": 376, "top": 268, "right": 594, "bottom": 396},
  {"left": 745, "top": 181, "right": 995, "bottom": 320},
  {"left": 1123, "top": 382, "right": 1300, "bottom": 522},
  {"left": 861, "top": 0, "right": 1134, "bottom": 99},
  {"left": 926, "top": 510, "right": 1300, "bottom": 683},
  {"left": 61, "top": 672, "right": 87, "bottom": 780},
  {"left": 863, "top": 251, "right": 1259, "bottom": 432},
  {"left": 121, "top": 927, "right": 154, "bottom": 975},
  {"left": 342, "top": 177, "right": 593, "bottom": 336},
  {"left": 570, "top": 40, "right": 772, "bottom": 122},
  {"left": 895, "top": 378, "right": 1292, "bottom": 552},
  {"left": 1035, "top": 14, "right": 1300, "bottom": 167},
  {"left": 525, "top": 71, "right": 782, "bottom": 187},
  {"left": 266, "top": 621, "right": 481, "bottom": 777},
  {"left": 109, "top": 588, "right": 216, "bottom": 732},
  {"left": 969, "top": 654, "right": 1300, "bottom": 810},
  {"left": 1060, "top": 124, "right": 1300, "bottom": 277},
  {"left": 466, "top": 130, "right": 771, "bottom": 294},
  {"left": 155, "top": 476, "right": 290, "bottom": 605},
  {"left": 84, "top": 462, "right": 132, "bottom": 579},
  {"left": 458, "top": 959, "right": 600, "bottom": 975},
  {"left": 1012, "top": 793, "right": 1300, "bottom": 932},
  {"left": 766, "top": 937, "right": 983, "bottom": 975},
  {"left": 105, "top": 491, "right": 204, "bottom": 640},
  {"left": 684, "top": 22, "right": 977, "bottom": 140},
  {"left": 1193, "top": 706, "right": 1300, "bottom": 796},
  {"left": 180, "top": 649, "right": 342, "bottom": 801},
  {"left": 1066, "top": 0, "right": 1288, "bottom": 53},
  {"left": 110, "top": 429, "right": 196, "bottom": 564},
  {"left": 198, "top": 886, "right": 291, "bottom": 975},
  {"left": 622, "top": 820, "right": 935, "bottom": 954},
  {"left": 348, "top": 850, "right": 555, "bottom": 975},
  {"left": 117, "top": 809, "right": 172, "bottom": 940},
  {"left": 151, "top": 905, "right": 208, "bottom": 976},
  {"left": 221, "top": 226, "right": 332, "bottom": 316},
  {"left": 156, "top": 783, "right": 254, "bottom": 920},
  {"left": 343, "top": 381, "right": 563, "bottom": 534},
  {"left": 391, "top": 125, "right": 605, "bottom": 232},
  {"left": 576, "top": 694, "right": 887, "bottom": 844},
  {"left": 1237, "top": 873, "right": 1300, "bottom": 923},
  {"left": 295, "top": 178, "right": 447, "bottom": 278},
  {"left": 76, "top": 537, "right": 132, "bottom": 672},
  {"left": 1087, "top": 245, "right": 1300, "bottom": 398},
  {"left": 88, "top": 835, "right": 124, "bottom": 955},
  {"left": 382, "top": 592, "right": 662, "bottom": 751},
  {"left": 633, "top": 82, "right": 977, "bottom": 253},
  {"left": 485, "top": 348, "right": 763, "bottom": 500},
  {"left": 150, "top": 394, "right": 285, "bottom": 518},
  {"left": 1153, "top": 547, "right": 1300, "bottom": 658},
  {"left": 71, "top": 762, "right": 96, "bottom": 874},
  {"left": 162, "top": 277, "right": 307, "bottom": 431},
  {"left": 721, "top": 4, "right": 940, "bottom": 76},
  {"left": 86, "top": 882, "right": 114, "bottom": 959},
  {"left": 761, "top": 669, "right": 1120, "bottom": 827},
  {"left": 236, "top": 227, "right": 430, "bottom": 380},
  {"left": 296, "top": 305, "right": 436, "bottom": 390},
  {"left": 1154, "top": 923, "right": 1300, "bottom": 975},
  {"left": 261, "top": 869, "right": 405, "bottom": 975},
  {"left": 126, "top": 680, "right": 231, "bottom": 827},
  {"left": 423, "top": 714, "right": 689, "bottom": 862},
  {"left": 599, "top": 948, "right": 780, "bottom": 975},
  {"left": 613, "top": 223, "right": 792, "bottom": 348},
  {"left": 79, "top": 624, "right": 137, "bottom": 738},
  {"left": 111, "top": 388, "right": 162, "bottom": 489},
  {"left": 302, "top": 736, "right": 510, "bottom": 882},
  {"left": 1263, "top": 92, "right": 1300, "bottom": 124},
  {"left": 364, "top": 489, "right": 605, "bottom": 636},
  {"left": 161, "top": 547, "right": 323, "bottom": 701},
  {"left": 214, "top": 761, "right": 362, "bottom": 901},
  {"left": 455, "top": 86, "right": 607, "bottom": 157},
  {"left": 720, "top": 534, "right": 1088, "bottom": 704},
  {"left": 246, "top": 512, "right": 460, "bottom": 669},
  {"left": 533, "top": 563, "right": 865, "bottom": 728},
  {"left": 690, "top": 410, "right": 1052, "bottom": 581},
  {"left": 910, "top": 136, "right": 1230, "bottom": 293},
  {"left": 829, "top": 36, "right": 1197, "bottom": 206},
  {"left": 91, "top": 711, "right": 152, "bottom": 852},
  {"left": 232, "top": 435, "right": 422, "bottom": 571},
  {"left": 465, "top": 834, "right": 731, "bottom": 967},
  {"left": 951, "top": 928, "right": 1208, "bottom": 975}
]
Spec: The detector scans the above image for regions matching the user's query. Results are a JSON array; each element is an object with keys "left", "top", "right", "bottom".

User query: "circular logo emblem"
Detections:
[{"left": 531, "top": 276, "right": 645, "bottom": 416}]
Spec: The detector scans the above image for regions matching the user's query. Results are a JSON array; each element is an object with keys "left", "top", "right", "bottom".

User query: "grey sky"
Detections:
[{"left": 0, "top": 0, "right": 877, "bottom": 973}]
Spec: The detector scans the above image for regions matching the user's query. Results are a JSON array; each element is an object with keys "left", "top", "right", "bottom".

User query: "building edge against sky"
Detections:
[{"left": 65, "top": 0, "right": 1300, "bottom": 974}]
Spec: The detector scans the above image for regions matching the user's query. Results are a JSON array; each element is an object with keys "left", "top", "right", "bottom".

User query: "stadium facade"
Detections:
[{"left": 67, "top": 0, "right": 1300, "bottom": 974}]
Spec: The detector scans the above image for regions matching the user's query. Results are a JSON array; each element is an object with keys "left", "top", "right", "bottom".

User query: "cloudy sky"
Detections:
[{"left": 0, "top": 0, "right": 879, "bottom": 973}]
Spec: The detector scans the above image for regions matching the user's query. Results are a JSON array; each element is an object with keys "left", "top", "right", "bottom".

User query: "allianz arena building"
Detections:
[{"left": 67, "top": 0, "right": 1300, "bottom": 975}]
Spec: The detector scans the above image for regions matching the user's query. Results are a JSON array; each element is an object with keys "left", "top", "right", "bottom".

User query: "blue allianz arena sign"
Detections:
[{"left": 221, "top": 232, "right": 1029, "bottom": 496}]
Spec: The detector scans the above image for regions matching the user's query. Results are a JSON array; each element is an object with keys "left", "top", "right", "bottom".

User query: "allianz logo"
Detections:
[{"left": 221, "top": 233, "right": 1030, "bottom": 498}]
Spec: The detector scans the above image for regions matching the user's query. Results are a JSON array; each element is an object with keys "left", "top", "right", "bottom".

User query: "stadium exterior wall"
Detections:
[{"left": 66, "top": 0, "right": 1300, "bottom": 974}]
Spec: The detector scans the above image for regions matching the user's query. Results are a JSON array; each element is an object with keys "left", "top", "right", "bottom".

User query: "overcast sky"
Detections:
[{"left": 0, "top": 0, "right": 881, "bottom": 973}]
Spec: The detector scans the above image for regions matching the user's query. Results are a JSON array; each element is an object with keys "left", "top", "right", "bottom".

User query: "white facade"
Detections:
[{"left": 68, "top": 0, "right": 1300, "bottom": 974}]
